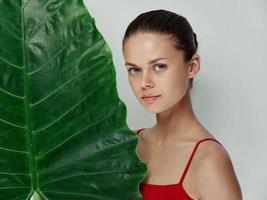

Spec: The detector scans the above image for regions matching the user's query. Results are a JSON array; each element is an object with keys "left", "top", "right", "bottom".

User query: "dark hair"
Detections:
[{"left": 122, "top": 9, "right": 198, "bottom": 89}]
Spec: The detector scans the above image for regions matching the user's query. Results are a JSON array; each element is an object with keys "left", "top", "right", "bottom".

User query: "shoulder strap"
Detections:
[
  {"left": 136, "top": 128, "right": 145, "bottom": 135},
  {"left": 179, "top": 138, "right": 222, "bottom": 184}
]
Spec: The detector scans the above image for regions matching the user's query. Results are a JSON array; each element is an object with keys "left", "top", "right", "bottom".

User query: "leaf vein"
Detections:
[
  {"left": 0, "top": 23, "right": 22, "bottom": 40},
  {"left": 26, "top": 0, "right": 66, "bottom": 43},
  {"left": 36, "top": 103, "right": 119, "bottom": 160},
  {"left": 0, "top": 55, "right": 23, "bottom": 69},
  {"left": 0, "top": 118, "right": 26, "bottom": 129},
  {"left": 41, "top": 190, "right": 118, "bottom": 200},
  {"left": 0, "top": 171, "right": 30, "bottom": 175},
  {"left": 0, "top": 146, "right": 28, "bottom": 154},
  {"left": 12, "top": 0, "right": 21, "bottom": 10},
  {"left": 0, "top": 186, "right": 30, "bottom": 190},
  {"left": 32, "top": 75, "right": 115, "bottom": 134},
  {"left": 38, "top": 136, "right": 134, "bottom": 176},
  {"left": 23, "top": 0, "right": 32, "bottom": 9},
  {"left": 28, "top": 28, "right": 90, "bottom": 76},
  {"left": 0, "top": 88, "right": 24, "bottom": 99},
  {"left": 39, "top": 167, "right": 143, "bottom": 187},
  {"left": 31, "top": 53, "right": 104, "bottom": 107}
]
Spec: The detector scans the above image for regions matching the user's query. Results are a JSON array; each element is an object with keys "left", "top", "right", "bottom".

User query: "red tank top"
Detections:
[{"left": 136, "top": 128, "right": 222, "bottom": 200}]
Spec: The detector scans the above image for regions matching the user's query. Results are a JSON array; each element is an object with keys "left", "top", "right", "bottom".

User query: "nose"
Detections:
[{"left": 141, "top": 70, "right": 154, "bottom": 89}]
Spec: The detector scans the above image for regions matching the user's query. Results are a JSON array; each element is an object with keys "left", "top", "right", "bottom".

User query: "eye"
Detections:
[
  {"left": 154, "top": 64, "right": 167, "bottom": 72},
  {"left": 128, "top": 67, "right": 141, "bottom": 75}
]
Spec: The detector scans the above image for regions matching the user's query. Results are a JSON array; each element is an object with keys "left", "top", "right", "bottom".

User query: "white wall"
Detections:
[{"left": 84, "top": 1, "right": 267, "bottom": 199}]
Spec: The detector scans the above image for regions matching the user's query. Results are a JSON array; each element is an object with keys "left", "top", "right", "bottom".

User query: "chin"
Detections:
[
  {"left": 143, "top": 100, "right": 179, "bottom": 114},
  {"left": 143, "top": 105, "right": 164, "bottom": 114}
]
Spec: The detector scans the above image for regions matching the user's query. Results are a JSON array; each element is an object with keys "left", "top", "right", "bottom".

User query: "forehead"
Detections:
[{"left": 123, "top": 32, "right": 183, "bottom": 61}]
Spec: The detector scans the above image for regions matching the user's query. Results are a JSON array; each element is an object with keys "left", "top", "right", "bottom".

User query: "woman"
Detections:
[{"left": 122, "top": 10, "right": 242, "bottom": 200}]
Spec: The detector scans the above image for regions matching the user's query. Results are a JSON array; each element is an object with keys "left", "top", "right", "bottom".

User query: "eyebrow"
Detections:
[{"left": 125, "top": 57, "right": 167, "bottom": 67}]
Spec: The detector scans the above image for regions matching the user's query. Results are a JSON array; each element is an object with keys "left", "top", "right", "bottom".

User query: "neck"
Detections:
[{"left": 153, "top": 90, "right": 201, "bottom": 144}]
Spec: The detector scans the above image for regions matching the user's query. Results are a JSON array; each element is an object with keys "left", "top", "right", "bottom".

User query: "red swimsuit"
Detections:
[{"left": 136, "top": 128, "right": 222, "bottom": 200}]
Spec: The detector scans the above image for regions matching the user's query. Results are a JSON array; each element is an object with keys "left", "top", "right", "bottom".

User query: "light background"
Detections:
[{"left": 84, "top": 0, "right": 267, "bottom": 199}]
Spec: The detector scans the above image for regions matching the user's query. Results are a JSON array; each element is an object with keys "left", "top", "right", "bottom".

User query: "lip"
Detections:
[
  {"left": 141, "top": 95, "right": 161, "bottom": 98},
  {"left": 141, "top": 95, "right": 161, "bottom": 102}
]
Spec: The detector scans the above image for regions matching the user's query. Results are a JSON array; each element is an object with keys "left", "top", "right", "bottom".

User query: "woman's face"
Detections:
[{"left": 123, "top": 32, "right": 196, "bottom": 113}]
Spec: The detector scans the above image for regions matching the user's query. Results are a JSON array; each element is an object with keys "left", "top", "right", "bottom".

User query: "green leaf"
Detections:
[{"left": 0, "top": 0, "right": 147, "bottom": 199}]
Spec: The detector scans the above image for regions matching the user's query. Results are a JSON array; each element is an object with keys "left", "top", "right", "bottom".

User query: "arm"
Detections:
[{"left": 196, "top": 143, "right": 242, "bottom": 200}]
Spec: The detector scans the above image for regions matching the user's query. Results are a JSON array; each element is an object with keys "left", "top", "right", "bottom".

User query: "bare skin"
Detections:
[{"left": 123, "top": 32, "right": 242, "bottom": 199}]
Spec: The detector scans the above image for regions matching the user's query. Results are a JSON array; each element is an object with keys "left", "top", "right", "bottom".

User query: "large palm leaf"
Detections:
[{"left": 0, "top": 0, "right": 147, "bottom": 199}]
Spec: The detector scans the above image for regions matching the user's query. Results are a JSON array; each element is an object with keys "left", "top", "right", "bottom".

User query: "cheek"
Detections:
[
  {"left": 128, "top": 77, "right": 139, "bottom": 95},
  {"left": 163, "top": 72, "right": 188, "bottom": 100},
  {"left": 168, "top": 68, "right": 185, "bottom": 85}
]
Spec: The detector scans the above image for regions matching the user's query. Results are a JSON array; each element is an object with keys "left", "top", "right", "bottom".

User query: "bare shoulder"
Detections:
[
  {"left": 194, "top": 138, "right": 243, "bottom": 200},
  {"left": 196, "top": 138, "right": 230, "bottom": 162},
  {"left": 134, "top": 127, "right": 153, "bottom": 140},
  {"left": 134, "top": 128, "right": 153, "bottom": 164}
]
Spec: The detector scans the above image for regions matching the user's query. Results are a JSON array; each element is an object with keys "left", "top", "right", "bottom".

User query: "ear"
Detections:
[{"left": 187, "top": 53, "right": 200, "bottom": 79}]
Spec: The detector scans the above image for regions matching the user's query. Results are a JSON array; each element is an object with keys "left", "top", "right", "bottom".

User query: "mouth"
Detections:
[{"left": 141, "top": 95, "right": 161, "bottom": 102}]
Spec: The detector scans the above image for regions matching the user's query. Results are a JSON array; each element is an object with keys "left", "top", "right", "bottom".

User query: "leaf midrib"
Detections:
[{"left": 21, "top": 2, "right": 38, "bottom": 191}]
